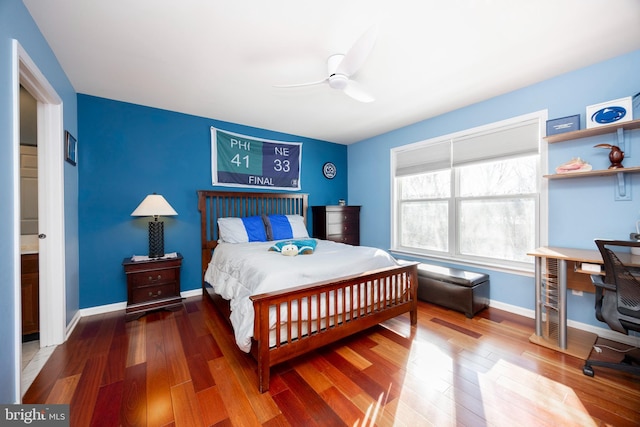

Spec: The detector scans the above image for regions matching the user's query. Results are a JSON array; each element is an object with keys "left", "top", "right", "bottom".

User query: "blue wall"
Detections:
[
  {"left": 3, "top": 0, "right": 638, "bottom": 404},
  {"left": 349, "top": 49, "right": 640, "bottom": 328},
  {"left": 0, "top": 0, "right": 78, "bottom": 404},
  {"left": 77, "top": 95, "right": 347, "bottom": 308}
]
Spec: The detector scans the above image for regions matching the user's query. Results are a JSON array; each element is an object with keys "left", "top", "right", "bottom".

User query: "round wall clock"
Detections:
[{"left": 322, "top": 162, "right": 337, "bottom": 179}]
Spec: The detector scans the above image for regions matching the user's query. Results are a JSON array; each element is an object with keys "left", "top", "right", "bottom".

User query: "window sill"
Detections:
[{"left": 389, "top": 249, "right": 534, "bottom": 277}]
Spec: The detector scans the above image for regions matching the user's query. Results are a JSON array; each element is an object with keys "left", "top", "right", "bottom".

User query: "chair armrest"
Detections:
[
  {"left": 590, "top": 274, "right": 612, "bottom": 323},
  {"left": 591, "top": 274, "right": 616, "bottom": 291}
]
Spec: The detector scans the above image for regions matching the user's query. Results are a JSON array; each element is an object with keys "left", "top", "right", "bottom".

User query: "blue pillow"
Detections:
[
  {"left": 266, "top": 214, "right": 309, "bottom": 240},
  {"left": 241, "top": 216, "right": 268, "bottom": 242},
  {"left": 268, "top": 214, "right": 294, "bottom": 240}
]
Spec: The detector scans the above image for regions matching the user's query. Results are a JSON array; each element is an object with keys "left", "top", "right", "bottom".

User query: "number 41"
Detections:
[{"left": 231, "top": 154, "right": 249, "bottom": 168}]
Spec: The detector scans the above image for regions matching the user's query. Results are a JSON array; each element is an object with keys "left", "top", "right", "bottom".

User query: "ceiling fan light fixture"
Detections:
[
  {"left": 275, "top": 26, "right": 377, "bottom": 102},
  {"left": 328, "top": 74, "right": 349, "bottom": 90}
]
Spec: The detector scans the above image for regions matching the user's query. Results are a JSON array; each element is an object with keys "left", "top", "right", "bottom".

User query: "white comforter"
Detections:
[{"left": 203, "top": 239, "right": 398, "bottom": 352}]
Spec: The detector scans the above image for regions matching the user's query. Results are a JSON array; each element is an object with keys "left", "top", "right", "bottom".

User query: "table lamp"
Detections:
[{"left": 131, "top": 193, "right": 178, "bottom": 258}]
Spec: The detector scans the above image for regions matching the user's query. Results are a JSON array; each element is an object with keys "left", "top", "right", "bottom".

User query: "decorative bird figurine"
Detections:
[{"left": 594, "top": 143, "right": 624, "bottom": 169}]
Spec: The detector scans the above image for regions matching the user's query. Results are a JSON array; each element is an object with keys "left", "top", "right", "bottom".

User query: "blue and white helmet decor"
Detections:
[
  {"left": 591, "top": 106, "right": 627, "bottom": 125},
  {"left": 586, "top": 97, "right": 633, "bottom": 129}
]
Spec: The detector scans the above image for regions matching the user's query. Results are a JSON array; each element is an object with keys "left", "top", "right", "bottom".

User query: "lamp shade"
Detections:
[{"left": 131, "top": 194, "right": 178, "bottom": 217}]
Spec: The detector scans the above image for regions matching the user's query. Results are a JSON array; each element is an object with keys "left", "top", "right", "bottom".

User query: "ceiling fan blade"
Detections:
[
  {"left": 335, "top": 25, "right": 378, "bottom": 77},
  {"left": 343, "top": 80, "right": 375, "bottom": 103},
  {"left": 273, "top": 78, "right": 328, "bottom": 88}
]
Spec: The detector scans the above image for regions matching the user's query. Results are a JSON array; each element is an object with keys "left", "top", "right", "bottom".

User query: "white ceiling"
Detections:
[{"left": 23, "top": 0, "right": 640, "bottom": 145}]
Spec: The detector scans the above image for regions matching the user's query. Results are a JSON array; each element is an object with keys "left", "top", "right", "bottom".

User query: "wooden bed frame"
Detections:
[{"left": 197, "top": 190, "right": 418, "bottom": 393}]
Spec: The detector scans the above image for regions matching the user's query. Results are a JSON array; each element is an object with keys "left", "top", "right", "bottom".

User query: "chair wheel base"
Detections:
[{"left": 583, "top": 364, "right": 595, "bottom": 377}]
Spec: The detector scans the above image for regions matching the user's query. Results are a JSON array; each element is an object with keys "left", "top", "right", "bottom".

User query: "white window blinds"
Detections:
[
  {"left": 394, "top": 119, "right": 539, "bottom": 176},
  {"left": 452, "top": 119, "right": 539, "bottom": 166},
  {"left": 395, "top": 140, "right": 450, "bottom": 176}
]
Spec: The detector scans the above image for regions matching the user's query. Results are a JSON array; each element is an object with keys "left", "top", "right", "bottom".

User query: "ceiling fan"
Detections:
[{"left": 275, "top": 25, "right": 378, "bottom": 103}]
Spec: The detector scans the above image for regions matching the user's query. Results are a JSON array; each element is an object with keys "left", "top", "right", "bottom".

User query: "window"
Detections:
[{"left": 392, "top": 115, "right": 543, "bottom": 270}]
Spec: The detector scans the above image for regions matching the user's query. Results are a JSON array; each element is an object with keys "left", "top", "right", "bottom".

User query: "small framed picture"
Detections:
[{"left": 65, "top": 131, "right": 77, "bottom": 166}]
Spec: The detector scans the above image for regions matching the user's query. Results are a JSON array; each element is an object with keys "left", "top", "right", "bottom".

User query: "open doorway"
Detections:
[
  {"left": 12, "top": 40, "right": 67, "bottom": 400},
  {"left": 19, "top": 85, "right": 40, "bottom": 376}
]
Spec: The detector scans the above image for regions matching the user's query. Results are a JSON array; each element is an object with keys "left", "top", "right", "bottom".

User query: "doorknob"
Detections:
[{"left": 38, "top": 234, "right": 46, "bottom": 239}]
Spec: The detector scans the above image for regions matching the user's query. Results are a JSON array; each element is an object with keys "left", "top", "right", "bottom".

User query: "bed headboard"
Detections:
[{"left": 197, "top": 190, "right": 308, "bottom": 278}]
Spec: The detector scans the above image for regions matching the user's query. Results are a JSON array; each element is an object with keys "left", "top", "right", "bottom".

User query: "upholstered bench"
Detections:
[{"left": 416, "top": 263, "right": 489, "bottom": 318}]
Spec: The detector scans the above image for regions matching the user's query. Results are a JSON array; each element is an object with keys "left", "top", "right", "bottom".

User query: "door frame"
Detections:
[{"left": 12, "top": 40, "right": 66, "bottom": 399}]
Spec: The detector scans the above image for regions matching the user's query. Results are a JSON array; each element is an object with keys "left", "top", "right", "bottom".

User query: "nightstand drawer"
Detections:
[
  {"left": 130, "top": 268, "right": 176, "bottom": 286},
  {"left": 123, "top": 254, "right": 183, "bottom": 321},
  {"left": 131, "top": 282, "right": 178, "bottom": 304}
]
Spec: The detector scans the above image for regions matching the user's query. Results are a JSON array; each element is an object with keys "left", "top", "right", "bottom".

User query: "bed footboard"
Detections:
[{"left": 250, "top": 263, "right": 418, "bottom": 393}]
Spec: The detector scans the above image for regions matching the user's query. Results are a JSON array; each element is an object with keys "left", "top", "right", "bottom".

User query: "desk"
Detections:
[{"left": 527, "top": 247, "right": 602, "bottom": 359}]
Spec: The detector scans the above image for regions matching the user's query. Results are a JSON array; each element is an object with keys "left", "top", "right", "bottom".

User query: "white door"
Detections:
[{"left": 13, "top": 39, "right": 66, "bottom": 402}]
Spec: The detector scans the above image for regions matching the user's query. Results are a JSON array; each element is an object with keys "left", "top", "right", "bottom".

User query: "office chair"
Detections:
[{"left": 583, "top": 239, "right": 640, "bottom": 377}]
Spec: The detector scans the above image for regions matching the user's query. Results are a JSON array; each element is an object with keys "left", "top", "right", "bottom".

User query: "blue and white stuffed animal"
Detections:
[
  {"left": 269, "top": 239, "right": 317, "bottom": 255},
  {"left": 280, "top": 243, "right": 299, "bottom": 256}
]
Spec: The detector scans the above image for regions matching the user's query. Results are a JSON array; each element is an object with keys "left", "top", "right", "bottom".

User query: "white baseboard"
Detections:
[
  {"left": 181, "top": 288, "right": 202, "bottom": 299},
  {"left": 77, "top": 288, "right": 203, "bottom": 318},
  {"left": 65, "top": 310, "right": 82, "bottom": 340},
  {"left": 79, "top": 301, "right": 127, "bottom": 318},
  {"left": 488, "top": 300, "right": 640, "bottom": 347},
  {"left": 488, "top": 299, "right": 535, "bottom": 319}
]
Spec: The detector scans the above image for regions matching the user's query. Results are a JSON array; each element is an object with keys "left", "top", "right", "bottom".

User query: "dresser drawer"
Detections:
[
  {"left": 327, "top": 233, "right": 359, "bottom": 245},
  {"left": 130, "top": 268, "right": 176, "bottom": 286},
  {"left": 130, "top": 282, "right": 178, "bottom": 304},
  {"left": 326, "top": 211, "right": 359, "bottom": 225},
  {"left": 327, "top": 222, "right": 358, "bottom": 236}
]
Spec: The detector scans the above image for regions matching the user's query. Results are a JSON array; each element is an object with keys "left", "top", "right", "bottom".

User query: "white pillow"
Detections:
[
  {"left": 286, "top": 215, "right": 310, "bottom": 239},
  {"left": 217, "top": 216, "right": 267, "bottom": 243}
]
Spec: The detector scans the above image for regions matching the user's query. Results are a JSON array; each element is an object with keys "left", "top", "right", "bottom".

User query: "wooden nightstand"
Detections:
[{"left": 122, "top": 254, "right": 183, "bottom": 321}]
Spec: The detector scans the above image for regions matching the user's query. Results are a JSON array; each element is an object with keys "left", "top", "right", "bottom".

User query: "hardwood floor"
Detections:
[{"left": 23, "top": 295, "right": 640, "bottom": 426}]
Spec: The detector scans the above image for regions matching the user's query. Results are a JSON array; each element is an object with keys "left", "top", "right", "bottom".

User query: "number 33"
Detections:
[{"left": 274, "top": 159, "right": 290, "bottom": 172}]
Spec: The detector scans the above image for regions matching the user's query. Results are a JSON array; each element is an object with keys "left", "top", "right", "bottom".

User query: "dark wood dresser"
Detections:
[
  {"left": 312, "top": 205, "right": 360, "bottom": 246},
  {"left": 123, "top": 254, "right": 183, "bottom": 321},
  {"left": 21, "top": 253, "right": 39, "bottom": 337}
]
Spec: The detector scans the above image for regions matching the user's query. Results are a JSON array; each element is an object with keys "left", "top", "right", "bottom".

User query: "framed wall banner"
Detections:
[{"left": 211, "top": 127, "right": 302, "bottom": 190}]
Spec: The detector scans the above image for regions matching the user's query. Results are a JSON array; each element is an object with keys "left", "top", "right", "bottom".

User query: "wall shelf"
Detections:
[
  {"left": 545, "top": 119, "right": 640, "bottom": 200},
  {"left": 544, "top": 166, "right": 640, "bottom": 179},
  {"left": 545, "top": 167, "right": 638, "bottom": 200},
  {"left": 544, "top": 118, "right": 640, "bottom": 144}
]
